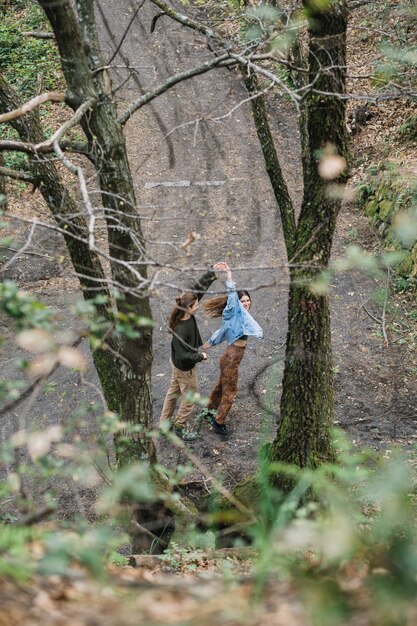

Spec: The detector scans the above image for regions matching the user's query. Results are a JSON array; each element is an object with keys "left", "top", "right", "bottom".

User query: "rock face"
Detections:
[{"left": 358, "top": 163, "right": 417, "bottom": 278}]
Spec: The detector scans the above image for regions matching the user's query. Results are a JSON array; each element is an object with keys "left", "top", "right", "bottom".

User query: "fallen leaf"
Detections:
[{"left": 180, "top": 230, "right": 201, "bottom": 253}]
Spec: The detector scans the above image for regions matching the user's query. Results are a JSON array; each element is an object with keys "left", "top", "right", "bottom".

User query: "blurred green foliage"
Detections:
[{"left": 1, "top": 283, "right": 417, "bottom": 626}]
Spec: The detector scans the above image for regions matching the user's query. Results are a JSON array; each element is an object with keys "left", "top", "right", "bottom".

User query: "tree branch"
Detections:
[
  {"left": 35, "top": 97, "right": 96, "bottom": 151},
  {"left": 0, "top": 165, "right": 36, "bottom": 184},
  {"left": 15, "top": 505, "right": 56, "bottom": 526},
  {"left": 0, "top": 92, "right": 65, "bottom": 124},
  {"left": 1, "top": 222, "right": 37, "bottom": 273},
  {"left": 0, "top": 138, "right": 91, "bottom": 157},
  {"left": 347, "top": 0, "right": 373, "bottom": 9},
  {"left": 118, "top": 53, "right": 234, "bottom": 125},
  {"left": 51, "top": 139, "right": 97, "bottom": 250},
  {"left": 0, "top": 336, "right": 83, "bottom": 420},
  {"left": 0, "top": 140, "right": 39, "bottom": 155},
  {"left": 148, "top": 0, "right": 217, "bottom": 40},
  {"left": 107, "top": 0, "right": 146, "bottom": 66},
  {"left": 22, "top": 31, "right": 54, "bottom": 40}
]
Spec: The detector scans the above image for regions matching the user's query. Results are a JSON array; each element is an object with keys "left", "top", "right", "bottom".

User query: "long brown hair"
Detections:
[
  {"left": 168, "top": 292, "right": 198, "bottom": 331},
  {"left": 203, "top": 290, "right": 251, "bottom": 318}
]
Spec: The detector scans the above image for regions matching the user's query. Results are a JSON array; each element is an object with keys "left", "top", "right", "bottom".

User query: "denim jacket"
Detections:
[{"left": 208, "top": 280, "right": 263, "bottom": 347}]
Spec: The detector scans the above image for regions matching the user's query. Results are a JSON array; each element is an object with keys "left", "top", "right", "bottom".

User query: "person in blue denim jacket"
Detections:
[{"left": 202, "top": 262, "right": 263, "bottom": 435}]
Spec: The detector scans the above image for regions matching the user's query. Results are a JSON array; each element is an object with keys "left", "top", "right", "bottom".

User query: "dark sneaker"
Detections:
[
  {"left": 173, "top": 427, "right": 198, "bottom": 441},
  {"left": 209, "top": 417, "right": 228, "bottom": 435}
]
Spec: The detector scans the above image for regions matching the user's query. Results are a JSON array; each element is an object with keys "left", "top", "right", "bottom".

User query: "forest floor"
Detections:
[{"left": 1, "top": 0, "right": 417, "bottom": 624}]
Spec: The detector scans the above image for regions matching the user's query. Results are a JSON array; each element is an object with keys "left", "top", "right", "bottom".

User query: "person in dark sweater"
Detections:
[{"left": 159, "top": 270, "right": 217, "bottom": 440}]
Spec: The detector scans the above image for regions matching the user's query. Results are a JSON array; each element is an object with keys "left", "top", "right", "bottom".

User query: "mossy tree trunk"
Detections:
[
  {"left": 246, "top": 1, "right": 348, "bottom": 477},
  {"left": 36, "top": 0, "right": 155, "bottom": 465},
  {"left": 0, "top": 0, "right": 155, "bottom": 465},
  {"left": 270, "top": 0, "right": 348, "bottom": 472}
]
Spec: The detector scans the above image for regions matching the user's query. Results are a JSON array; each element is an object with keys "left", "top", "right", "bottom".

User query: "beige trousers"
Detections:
[{"left": 159, "top": 361, "right": 197, "bottom": 428}]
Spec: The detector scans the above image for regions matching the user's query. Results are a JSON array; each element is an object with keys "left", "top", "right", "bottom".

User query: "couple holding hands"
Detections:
[{"left": 159, "top": 262, "right": 263, "bottom": 441}]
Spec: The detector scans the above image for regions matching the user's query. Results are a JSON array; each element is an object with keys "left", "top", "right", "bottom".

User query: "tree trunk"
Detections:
[
  {"left": 37, "top": 0, "right": 155, "bottom": 465},
  {"left": 270, "top": 0, "right": 349, "bottom": 476},
  {"left": 270, "top": 278, "right": 334, "bottom": 468},
  {"left": 1, "top": 1, "right": 156, "bottom": 466}
]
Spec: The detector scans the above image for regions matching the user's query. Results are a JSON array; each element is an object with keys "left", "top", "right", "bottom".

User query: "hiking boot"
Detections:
[
  {"left": 209, "top": 416, "right": 228, "bottom": 435},
  {"left": 173, "top": 427, "right": 198, "bottom": 441}
]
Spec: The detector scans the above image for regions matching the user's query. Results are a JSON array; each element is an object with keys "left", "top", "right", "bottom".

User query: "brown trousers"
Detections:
[
  {"left": 159, "top": 361, "right": 197, "bottom": 428},
  {"left": 207, "top": 344, "right": 245, "bottom": 424}
]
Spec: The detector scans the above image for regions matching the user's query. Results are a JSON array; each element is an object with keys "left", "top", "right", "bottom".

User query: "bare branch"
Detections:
[
  {"left": 230, "top": 52, "right": 302, "bottom": 108},
  {"left": 15, "top": 505, "right": 56, "bottom": 526},
  {"left": 35, "top": 97, "right": 95, "bottom": 151},
  {"left": 0, "top": 138, "right": 91, "bottom": 158},
  {"left": 1, "top": 222, "right": 37, "bottom": 273},
  {"left": 22, "top": 31, "right": 54, "bottom": 40},
  {"left": 348, "top": 0, "right": 373, "bottom": 9},
  {"left": 165, "top": 429, "right": 255, "bottom": 521},
  {"left": 0, "top": 164, "right": 36, "bottom": 184},
  {"left": 118, "top": 53, "right": 234, "bottom": 125},
  {"left": 310, "top": 87, "right": 417, "bottom": 101},
  {"left": 0, "top": 140, "right": 40, "bottom": 155},
  {"left": 51, "top": 139, "right": 97, "bottom": 250},
  {"left": 0, "top": 92, "right": 65, "bottom": 124},
  {"left": 149, "top": 0, "right": 217, "bottom": 40},
  {"left": 362, "top": 305, "right": 382, "bottom": 325},
  {"left": 0, "top": 337, "right": 83, "bottom": 420},
  {"left": 107, "top": 0, "right": 146, "bottom": 66},
  {"left": 211, "top": 80, "right": 275, "bottom": 122}
]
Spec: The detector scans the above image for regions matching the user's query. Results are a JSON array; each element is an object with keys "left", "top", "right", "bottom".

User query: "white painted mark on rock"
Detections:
[{"left": 144, "top": 180, "right": 226, "bottom": 189}]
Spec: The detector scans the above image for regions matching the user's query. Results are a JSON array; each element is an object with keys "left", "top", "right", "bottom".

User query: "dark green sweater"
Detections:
[{"left": 171, "top": 271, "right": 216, "bottom": 371}]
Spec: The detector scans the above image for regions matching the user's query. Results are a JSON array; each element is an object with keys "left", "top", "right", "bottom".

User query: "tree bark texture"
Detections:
[{"left": 270, "top": 0, "right": 349, "bottom": 473}]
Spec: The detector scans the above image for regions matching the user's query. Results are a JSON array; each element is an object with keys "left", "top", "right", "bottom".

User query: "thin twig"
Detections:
[
  {"left": 361, "top": 306, "right": 382, "bottom": 325},
  {"left": 381, "top": 267, "right": 390, "bottom": 346},
  {"left": 15, "top": 505, "right": 56, "bottom": 526},
  {"left": 1, "top": 222, "right": 37, "bottom": 273},
  {"left": 107, "top": 0, "right": 146, "bottom": 66},
  {"left": 118, "top": 53, "right": 234, "bottom": 125}
]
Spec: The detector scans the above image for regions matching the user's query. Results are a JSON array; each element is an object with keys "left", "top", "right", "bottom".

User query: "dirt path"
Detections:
[
  {"left": 96, "top": 0, "right": 417, "bottom": 483},
  {"left": 2, "top": 0, "right": 417, "bottom": 512},
  {"left": 95, "top": 0, "right": 292, "bottom": 483}
]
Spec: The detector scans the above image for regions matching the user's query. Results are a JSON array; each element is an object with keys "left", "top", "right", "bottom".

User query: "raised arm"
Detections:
[
  {"left": 213, "top": 261, "right": 232, "bottom": 282},
  {"left": 191, "top": 269, "right": 217, "bottom": 301}
]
